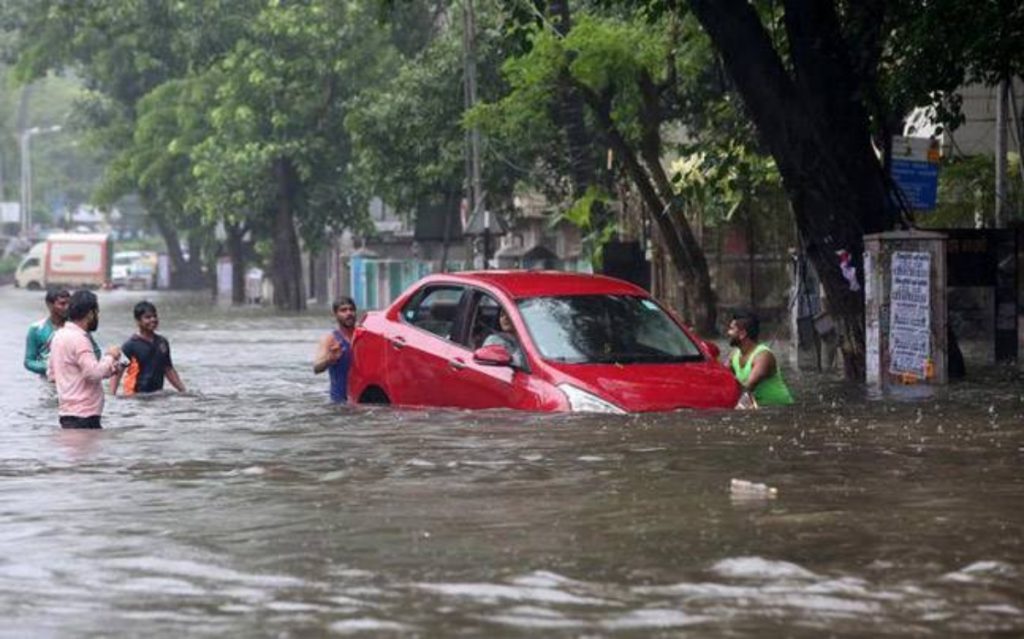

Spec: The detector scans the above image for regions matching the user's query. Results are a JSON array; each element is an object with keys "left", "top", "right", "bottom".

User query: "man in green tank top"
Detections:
[{"left": 726, "top": 311, "right": 793, "bottom": 407}]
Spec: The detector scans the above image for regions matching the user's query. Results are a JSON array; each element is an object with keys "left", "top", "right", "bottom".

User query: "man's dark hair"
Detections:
[
  {"left": 45, "top": 288, "right": 70, "bottom": 305},
  {"left": 134, "top": 300, "right": 157, "bottom": 320},
  {"left": 332, "top": 296, "right": 356, "bottom": 312},
  {"left": 68, "top": 290, "right": 99, "bottom": 321},
  {"left": 732, "top": 310, "right": 761, "bottom": 341}
]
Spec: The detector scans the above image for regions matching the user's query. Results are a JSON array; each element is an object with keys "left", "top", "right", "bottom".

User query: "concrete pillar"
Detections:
[{"left": 864, "top": 231, "right": 948, "bottom": 387}]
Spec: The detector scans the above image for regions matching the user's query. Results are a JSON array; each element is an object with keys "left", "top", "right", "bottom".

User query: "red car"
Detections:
[{"left": 348, "top": 271, "right": 740, "bottom": 413}]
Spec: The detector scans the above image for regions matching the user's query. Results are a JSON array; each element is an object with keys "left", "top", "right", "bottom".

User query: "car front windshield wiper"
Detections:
[{"left": 544, "top": 355, "right": 590, "bottom": 364}]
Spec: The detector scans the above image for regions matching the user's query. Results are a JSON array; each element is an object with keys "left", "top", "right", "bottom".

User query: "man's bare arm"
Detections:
[
  {"left": 745, "top": 351, "right": 777, "bottom": 393},
  {"left": 313, "top": 334, "right": 339, "bottom": 374},
  {"left": 109, "top": 366, "right": 123, "bottom": 395},
  {"left": 166, "top": 367, "right": 186, "bottom": 392}
]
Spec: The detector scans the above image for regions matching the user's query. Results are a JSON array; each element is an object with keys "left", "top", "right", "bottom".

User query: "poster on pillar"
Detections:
[{"left": 888, "top": 251, "right": 931, "bottom": 377}]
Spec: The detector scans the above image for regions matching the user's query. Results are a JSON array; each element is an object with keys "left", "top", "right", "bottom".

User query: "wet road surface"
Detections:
[{"left": 1, "top": 287, "right": 1022, "bottom": 637}]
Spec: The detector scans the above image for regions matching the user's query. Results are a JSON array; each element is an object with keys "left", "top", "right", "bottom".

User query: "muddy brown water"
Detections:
[{"left": 1, "top": 287, "right": 1022, "bottom": 637}]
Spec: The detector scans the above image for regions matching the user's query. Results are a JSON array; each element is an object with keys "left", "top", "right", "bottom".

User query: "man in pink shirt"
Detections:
[{"left": 48, "top": 290, "right": 123, "bottom": 429}]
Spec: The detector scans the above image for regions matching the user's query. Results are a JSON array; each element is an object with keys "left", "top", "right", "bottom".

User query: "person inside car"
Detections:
[{"left": 482, "top": 308, "right": 525, "bottom": 369}]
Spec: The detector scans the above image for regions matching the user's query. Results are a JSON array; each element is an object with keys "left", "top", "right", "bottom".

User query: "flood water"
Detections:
[{"left": 1, "top": 286, "right": 1022, "bottom": 637}]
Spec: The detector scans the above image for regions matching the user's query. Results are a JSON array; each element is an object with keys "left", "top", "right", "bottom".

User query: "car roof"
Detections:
[{"left": 421, "top": 270, "right": 647, "bottom": 299}]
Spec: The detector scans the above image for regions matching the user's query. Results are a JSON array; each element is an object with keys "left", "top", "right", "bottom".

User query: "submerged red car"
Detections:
[{"left": 348, "top": 271, "right": 740, "bottom": 413}]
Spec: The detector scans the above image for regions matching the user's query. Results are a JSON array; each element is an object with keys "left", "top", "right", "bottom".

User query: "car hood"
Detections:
[{"left": 544, "top": 360, "right": 741, "bottom": 411}]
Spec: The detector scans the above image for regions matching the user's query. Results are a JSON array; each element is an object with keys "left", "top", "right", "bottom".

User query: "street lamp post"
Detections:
[{"left": 19, "top": 124, "right": 62, "bottom": 236}]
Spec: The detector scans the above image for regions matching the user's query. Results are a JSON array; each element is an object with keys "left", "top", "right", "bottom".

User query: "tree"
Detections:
[
  {"left": 474, "top": 13, "right": 723, "bottom": 332},
  {"left": 682, "top": 0, "right": 1024, "bottom": 377},
  {"left": 8, "top": 0, "right": 262, "bottom": 287},
  {"left": 192, "top": 0, "right": 396, "bottom": 310},
  {"left": 348, "top": 34, "right": 467, "bottom": 229},
  {"left": 348, "top": 2, "right": 531, "bottom": 248},
  {"left": 92, "top": 75, "right": 226, "bottom": 292},
  {"left": 680, "top": 0, "right": 898, "bottom": 377}
]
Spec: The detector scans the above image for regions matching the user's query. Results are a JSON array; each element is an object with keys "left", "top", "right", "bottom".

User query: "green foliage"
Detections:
[
  {"left": 551, "top": 184, "right": 615, "bottom": 265},
  {"left": 347, "top": 34, "right": 465, "bottom": 217},
  {"left": 95, "top": 73, "right": 216, "bottom": 244},
  {"left": 192, "top": 0, "right": 396, "bottom": 251},
  {"left": 0, "top": 68, "right": 109, "bottom": 217},
  {"left": 669, "top": 141, "right": 781, "bottom": 226},
  {"left": 475, "top": 14, "right": 677, "bottom": 155},
  {"left": 7, "top": 0, "right": 266, "bottom": 275},
  {"left": 0, "top": 254, "right": 18, "bottom": 275},
  {"left": 919, "top": 154, "right": 1024, "bottom": 228},
  {"left": 473, "top": 9, "right": 766, "bottom": 258},
  {"left": 883, "top": 0, "right": 1024, "bottom": 131},
  {"left": 349, "top": 2, "right": 532, "bottom": 225},
  {"left": 114, "top": 235, "right": 166, "bottom": 253}
]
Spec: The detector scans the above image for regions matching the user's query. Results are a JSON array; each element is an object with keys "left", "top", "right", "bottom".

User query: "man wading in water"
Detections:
[
  {"left": 726, "top": 311, "right": 793, "bottom": 408},
  {"left": 24, "top": 288, "right": 70, "bottom": 376},
  {"left": 313, "top": 297, "right": 356, "bottom": 403},
  {"left": 48, "top": 290, "right": 124, "bottom": 429},
  {"left": 109, "top": 301, "right": 187, "bottom": 396}
]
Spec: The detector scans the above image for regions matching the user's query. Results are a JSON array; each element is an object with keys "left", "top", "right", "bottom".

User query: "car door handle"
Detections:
[
  {"left": 448, "top": 358, "right": 466, "bottom": 371},
  {"left": 390, "top": 336, "right": 406, "bottom": 350}
]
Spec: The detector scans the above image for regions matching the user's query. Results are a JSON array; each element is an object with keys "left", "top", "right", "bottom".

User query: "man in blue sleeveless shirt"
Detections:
[{"left": 313, "top": 297, "right": 356, "bottom": 403}]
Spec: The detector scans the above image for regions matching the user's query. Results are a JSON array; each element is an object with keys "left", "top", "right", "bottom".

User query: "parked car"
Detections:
[
  {"left": 348, "top": 271, "right": 740, "bottom": 413},
  {"left": 111, "top": 250, "right": 157, "bottom": 289}
]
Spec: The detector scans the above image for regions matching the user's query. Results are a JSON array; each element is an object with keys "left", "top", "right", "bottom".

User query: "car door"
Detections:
[
  {"left": 445, "top": 290, "right": 531, "bottom": 410},
  {"left": 386, "top": 284, "right": 469, "bottom": 407}
]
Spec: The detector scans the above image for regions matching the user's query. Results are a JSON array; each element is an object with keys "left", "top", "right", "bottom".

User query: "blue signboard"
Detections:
[{"left": 891, "top": 158, "right": 939, "bottom": 211}]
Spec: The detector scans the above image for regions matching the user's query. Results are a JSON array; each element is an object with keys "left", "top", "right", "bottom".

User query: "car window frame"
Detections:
[
  {"left": 456, "top": 288, "right": 531, "bottom": 372},
  {"left": 398, "top": 283, "right": 469, "bottom": 343}
]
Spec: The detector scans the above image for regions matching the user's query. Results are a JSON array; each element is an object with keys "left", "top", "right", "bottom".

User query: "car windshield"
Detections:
[{"left": 517, "top": 295, "right": 704, "bottom": 364}]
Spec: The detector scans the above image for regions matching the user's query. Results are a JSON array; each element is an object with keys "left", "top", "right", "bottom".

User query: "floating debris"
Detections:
[{"left": 730, "top": 478, "right": 779, "bottom": 499}]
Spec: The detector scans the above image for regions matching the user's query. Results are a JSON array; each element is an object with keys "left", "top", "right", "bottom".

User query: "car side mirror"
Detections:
[
  {"left": 703, "top": 340, "right": 720, "bottom": 359},
  {"left": 473, "top": 344, "right": 512, "bottom": 367}
]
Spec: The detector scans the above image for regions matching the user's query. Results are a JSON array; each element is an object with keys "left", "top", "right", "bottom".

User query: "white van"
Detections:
[
  {"left": 14, "top": 242, "right": 46, "bottom": 290},
  {"left": 14, "top": 233, "right": 112, "bottom": 290}
]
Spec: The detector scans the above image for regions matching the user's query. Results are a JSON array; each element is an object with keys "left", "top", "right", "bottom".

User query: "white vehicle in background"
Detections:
[
  {"left": 111, "top": 251, "right": 139, "bottom": 288},
  {"left": 15, "top": 233, "right": 112, "bottom": 290},
  {"left": 111, "top": 250, "right": 157, "bottom": 289}
]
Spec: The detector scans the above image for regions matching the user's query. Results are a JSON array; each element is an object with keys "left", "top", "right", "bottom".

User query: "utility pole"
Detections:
[
  {"left": 462, "top": 0, "right": 488, "bottom": 268},
  {"left": 995, "top": 78, "right": 1009, "bottom": 228},
  {"left": 19, "top": 125, "right": 63, "bottom": 236}
]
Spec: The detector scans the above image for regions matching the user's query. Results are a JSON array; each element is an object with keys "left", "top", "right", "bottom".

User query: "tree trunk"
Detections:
[
  {"left": 149, "top": 205, "right": 205, "bottom": 289},
  {"left": 226, "top": 222, "right": 246, "bottom": 305},
  {"left": 688, "top": 0, "right": 899, "bottom": 378},
  {"left": 584, "top": 88, "right": 717, "bottom": 334},
  {"left": 634, "top": 73, "right": 718, "bottom": 333},
  {"left": 271, "top": 157, "right": 306, "bottom": 311},
  {"left": 549, "top": 1, "right": 603, "bottom": 216}
]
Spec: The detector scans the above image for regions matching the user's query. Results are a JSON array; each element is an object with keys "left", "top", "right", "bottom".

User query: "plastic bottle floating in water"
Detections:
[{"left": 730, "top": 478, "right": 779, "bottom": 499}]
